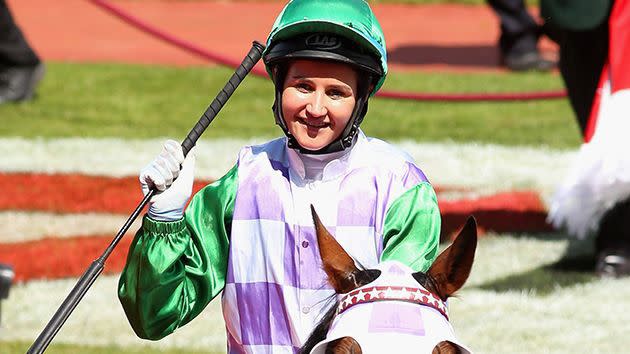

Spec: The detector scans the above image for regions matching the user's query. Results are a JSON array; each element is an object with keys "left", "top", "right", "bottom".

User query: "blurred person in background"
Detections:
[
  {"left": 0, "top": 0, "right": 44, "bottom": 104},
  {"left": 486, "top": 0, "right": 556, "bottom": 71},
  {"left": 545, "top": 0, "right": 630, "bottom": 278},
  {"left": 541, "top": 0, "right": 612, "bottom": 134}
]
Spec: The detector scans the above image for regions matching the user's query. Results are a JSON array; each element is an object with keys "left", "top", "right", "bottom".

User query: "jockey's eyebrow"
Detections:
[{"left": 287, "top": 75, "right": 353, "bottom": 90}]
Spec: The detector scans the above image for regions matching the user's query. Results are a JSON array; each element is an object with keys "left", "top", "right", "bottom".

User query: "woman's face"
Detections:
[{"left": 281, "top": 59, "right": 358, "bottom": 151}]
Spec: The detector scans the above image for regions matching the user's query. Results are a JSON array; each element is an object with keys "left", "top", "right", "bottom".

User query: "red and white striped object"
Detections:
[
  {"left": 0, "top": 139, "right": 557, "bottom": 282},
  {"left": 549, "top": 0, "right": 630, "bottom": 238}
]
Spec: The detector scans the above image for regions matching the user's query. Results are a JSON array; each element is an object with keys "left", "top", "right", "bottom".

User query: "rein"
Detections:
[{"left": 337, "top": 285, "right": 449, "bottom": 320}]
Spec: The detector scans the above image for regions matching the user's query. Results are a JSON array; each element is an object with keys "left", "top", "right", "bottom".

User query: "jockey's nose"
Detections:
[{"left": 306, "top": 91, "right": 327, "bottom": 118}]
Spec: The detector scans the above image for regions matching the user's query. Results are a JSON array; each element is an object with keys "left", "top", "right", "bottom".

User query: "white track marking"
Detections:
[
  {"left": 0, "top": 138, "right": 575, "bottom": 203},
  {"left": 0, "top": 275, "right": 227, "bottom": 351},
  {"left": 0, "top": 212, "right": 141, "bottom": 243},
  {"left": 2, "top": 236, "right": 628, "bottom": 353}
]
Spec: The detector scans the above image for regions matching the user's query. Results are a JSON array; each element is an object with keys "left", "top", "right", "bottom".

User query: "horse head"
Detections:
[{"left": 303, "top": 205, "right": 477, "bottom": 354}]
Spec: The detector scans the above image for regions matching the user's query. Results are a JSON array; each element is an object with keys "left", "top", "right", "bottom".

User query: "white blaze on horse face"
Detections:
[{"left": 310, "top": 261, "right": 472, "bottom": 354}]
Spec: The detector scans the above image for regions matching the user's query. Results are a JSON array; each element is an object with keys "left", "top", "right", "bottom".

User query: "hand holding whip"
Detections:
[{"left": 27, "top": 40, "right": 265, "bottom": 354}]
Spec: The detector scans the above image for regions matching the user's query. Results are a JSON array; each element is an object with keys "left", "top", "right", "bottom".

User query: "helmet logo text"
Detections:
[{"left": 305, "top": 34, "right": 342, "bottom": 50}]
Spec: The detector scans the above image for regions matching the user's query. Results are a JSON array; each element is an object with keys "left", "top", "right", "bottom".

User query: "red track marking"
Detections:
[
  {"left": 10, "top": 0, "right": 557, "bottom": 73},
  {"left": 1, "top": 171, "right": 542, "bottom": 210},
  {"left": 0, "top": 234, "right": 133, "bottom": 282},
  {"left": 4, "top": 193, "right": 552, "bottom": 282},
  {"left": 439, "top": 191, "right": 553, "bottom": 240},
  {"left": 0, "top": 173, "right": 212, "bottom": 214},
  {"left": 0, "top": 172, "right": 551, "bottom": 281},
  {"left": 0, "top": 172, "right": 550, "bottom": 237},
  {"left": 0, "top": 172, "right": 468, "bottom": 213}
]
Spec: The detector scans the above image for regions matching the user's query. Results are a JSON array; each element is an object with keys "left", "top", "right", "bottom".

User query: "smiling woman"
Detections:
[
  {"left": 116, "top": 1, "right": 444, "bottom": 353},
  {"left": 281, "top": 60, "right": 358, "bottom": 151}
]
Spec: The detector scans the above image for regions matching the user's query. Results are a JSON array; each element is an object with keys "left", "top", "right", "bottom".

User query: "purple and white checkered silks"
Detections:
[
  {"left": 310, "top": 261, "right": 471, "bottom": 354},
  {"left": 222, "top": 132, "right": 428, "bottom": 353}
]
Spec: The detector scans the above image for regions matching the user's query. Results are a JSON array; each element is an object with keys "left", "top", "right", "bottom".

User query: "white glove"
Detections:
[{"left": 140, "top": 139, "right": 196, "bottom": 221}]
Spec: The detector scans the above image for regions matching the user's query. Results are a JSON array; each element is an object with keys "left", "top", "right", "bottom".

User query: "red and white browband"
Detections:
[{"left": 337, "top": 286, "right": 449, "bottom": 320}]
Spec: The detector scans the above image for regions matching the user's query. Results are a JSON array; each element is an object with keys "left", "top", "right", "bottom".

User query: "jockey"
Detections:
[{"left": 118, "top": 0, "right": 441, "bottom": 352}]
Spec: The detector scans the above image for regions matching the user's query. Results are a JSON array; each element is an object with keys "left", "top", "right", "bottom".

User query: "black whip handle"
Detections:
[{"left": 182, "top": 41, "right": 265, "bottom": 156}]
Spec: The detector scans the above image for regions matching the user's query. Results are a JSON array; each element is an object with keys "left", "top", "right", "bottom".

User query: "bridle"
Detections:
[
  {"left": 337, "top": 285, "right": 449, "bottom": 320},
  {"left": 308, "top": 262, "right": 470, "bottom": 354}
]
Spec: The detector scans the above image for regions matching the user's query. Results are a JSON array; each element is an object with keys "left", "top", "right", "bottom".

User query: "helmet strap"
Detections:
[{"left": 271, "top": 64, "right": 291, "bottom": 133}]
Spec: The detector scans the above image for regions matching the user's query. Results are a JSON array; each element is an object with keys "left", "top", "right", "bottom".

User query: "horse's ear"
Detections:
[
  {"left": 426, "top": 216, "right": 477, "bottom": 300},
  {"left": 312, "top": 205, "right": 360, "bottom": 294}
]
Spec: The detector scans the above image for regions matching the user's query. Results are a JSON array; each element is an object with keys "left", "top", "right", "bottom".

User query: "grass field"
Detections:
[
  {"left": 0, "top": 62, "right": 579, "bottom": 148},
  {"left": 4, "top": 233, "right": 629, "bottom": 354}
]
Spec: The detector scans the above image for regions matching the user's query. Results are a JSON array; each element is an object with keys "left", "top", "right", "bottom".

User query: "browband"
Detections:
[{"left": 337, "top": 285, "right": 449, "bottom": 320}]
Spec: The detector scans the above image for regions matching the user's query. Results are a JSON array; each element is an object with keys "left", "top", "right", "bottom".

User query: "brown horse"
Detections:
[{"left": 302, "top": 206, "right": 477, "bottom": 354}]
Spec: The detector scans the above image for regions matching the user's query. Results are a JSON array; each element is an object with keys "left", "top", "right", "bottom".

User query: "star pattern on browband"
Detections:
[{"left": 337, "top": 286, "right": 449, "bottom": 320}]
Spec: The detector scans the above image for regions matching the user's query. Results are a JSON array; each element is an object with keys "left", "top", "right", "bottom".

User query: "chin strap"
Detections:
[{"left": 271, "top": 71, "right": 372, "bottom": 155}]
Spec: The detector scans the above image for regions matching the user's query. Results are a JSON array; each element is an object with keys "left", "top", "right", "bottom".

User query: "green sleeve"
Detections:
[
  {"left": 380, "top": 182, "right": 441, "bottom": 272},
  {"left": 118, "top": 165, "right": 238, "bottom": 340}
]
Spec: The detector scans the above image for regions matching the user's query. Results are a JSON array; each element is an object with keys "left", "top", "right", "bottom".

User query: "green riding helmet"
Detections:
[
  {"left": 264, "top": 0, "right": 388, "bottom": 93},
  {"left": 262, "top": 0, "right": 388, "bottom": 154}
]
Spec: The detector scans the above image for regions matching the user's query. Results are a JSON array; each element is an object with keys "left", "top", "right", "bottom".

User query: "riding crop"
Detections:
[{"left": 27, "top": 40, "right": 266, "bottom": 354}]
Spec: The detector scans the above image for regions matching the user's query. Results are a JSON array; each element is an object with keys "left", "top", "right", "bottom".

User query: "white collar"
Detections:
[{"left": 286, "top": 131, "right": 367, "bottom": 182}]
